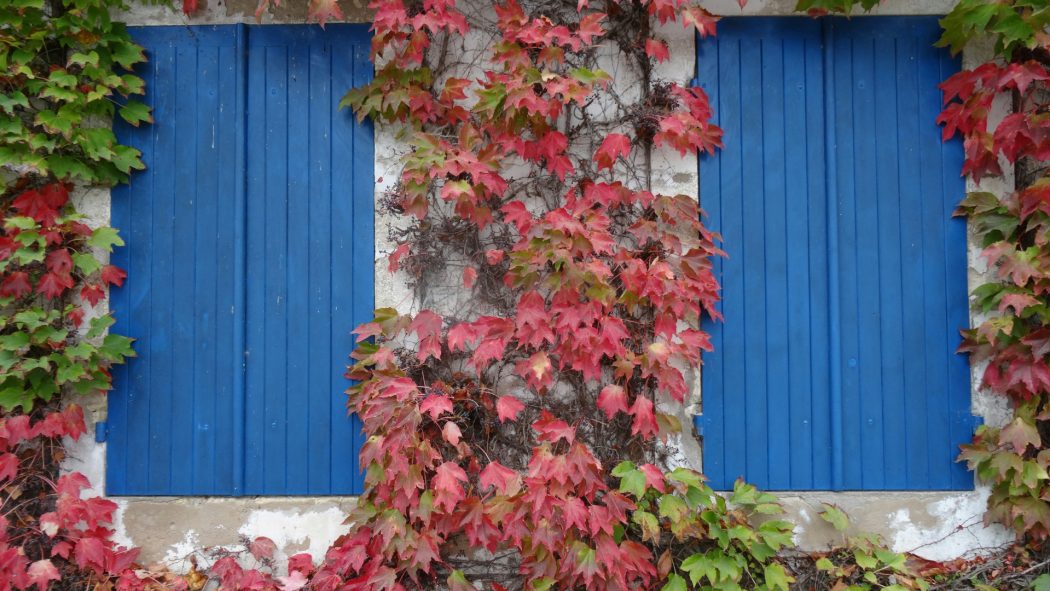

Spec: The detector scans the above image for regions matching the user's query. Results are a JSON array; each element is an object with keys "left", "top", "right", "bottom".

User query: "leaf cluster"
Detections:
[{"left": 0, "top": 0, "right": 150, "bottom": 185}]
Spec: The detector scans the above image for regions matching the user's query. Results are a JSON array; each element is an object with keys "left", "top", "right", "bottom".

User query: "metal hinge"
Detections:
[
  {"left": 95, "top": 421, "right": 107, "bottom": 443},
  {"left": 693, "top": 414, "right": 706, "bottom": 438}
]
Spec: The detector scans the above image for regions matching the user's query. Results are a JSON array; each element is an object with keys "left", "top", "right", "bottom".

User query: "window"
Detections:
[
  {"left": 105, "top": 25, "right": 374, "bottom": 496},
  {"left": 696, "top": 17, "right": 976, "bottom": 491}
]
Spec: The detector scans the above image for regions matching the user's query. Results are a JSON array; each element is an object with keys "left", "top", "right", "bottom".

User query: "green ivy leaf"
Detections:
[
  {"left": 1031, "top": 573, "right": 1050, "bottom": 591},
  {"left": 87, "top": 227, "right": 124, "bottom": 252},
  {"left": 819, "top": 503, "right": 850, "bottom": 532},
  {"left": 661, "top": 574, "right": 687, "bottom": 591},
  {"left": 119, "top": 100, "right": 153, "bottom": 127},
  {"left": 764, "top": 563, "right": 792, "bottom": 591}
]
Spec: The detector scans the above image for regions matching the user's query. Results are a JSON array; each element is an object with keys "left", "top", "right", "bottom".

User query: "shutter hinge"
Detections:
[
  {"left": 693, "top": 414, "right": 706, "bottom": 438},
  {"left": 95, "top": 421, "right": 108, "bottom": 443}
]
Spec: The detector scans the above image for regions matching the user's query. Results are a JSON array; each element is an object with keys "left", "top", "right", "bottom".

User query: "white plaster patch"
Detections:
[
  {"left": 238, "top": 507, "right": 350, "bottom": 562},
  {"left": 163, "top": 530, "right": 203, "bottom": 569},
  {"left": 889, "top": 491, "right": 1013, "bottom": 561}
]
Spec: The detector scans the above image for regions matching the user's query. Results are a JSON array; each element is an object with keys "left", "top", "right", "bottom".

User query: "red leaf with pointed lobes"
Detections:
[
  {"left": 630, "top": 396, "right": 658, "bottom": 438},
  {"left": 533, "top": 411, "right": 575, "bottom": 444},
  {"left": 420, "top": 395, "right": 453, "bottom": 419},
  {"left": 639, "top": 464, "right": 668, "bottom": 493},
  {"left": 27, "top": 559, "right": 60, "bottom": 590},
  {"left": 73, "top": 537, "right": 106, "bottom": 573},
  {"left": 100, "top": 265, "right": 127, "bottom": 287},
  {"left": 81, "top": 283, "right": 105, "bottom": 306},
  {"left": 13, "top": 184, "right": 67, "bottom": 227},
  {"left": 411, "top": 310, "right": 443, "bottom": 362},
  {"left": 288, "top": 553, "right": 315, "bottom": 575},
  {"left": 0, "top": 453, "right": 16, "bottom": 484},
  {"left": 645, "top": 39, "right": 670, "bottom": 63},
  {"left": 485, "top": 249, "right": 505, "bottom": 265},
  {"left": 249, "top": 536, "right": 277, "bottom": 560},
  {"left": 479, "top": 460, "right": 520, "bottom": 495},
  {"left": 432, "top": 462, "right": 468, "bottom": 511},
  {"left": 38, "top": 272, "right": 73, "bottom": 299},
  {"left": 496, "top": 395, "right": 525, "bottom": 423},
  {"left": 500, "top": 201, "right": 533, "bottom": 234},
  {"left": 442, "top": 421, "right": 462, "bottom": 446},
  {"left": 388, "top": 243, "right": 410, "bottom": 272},
  {"left": 515, "top": 350, "right": 553, "bottom": 391},
  {"left": 597, "top": 384, "right": 628, "bottom": 419},
  {"left": 47, "top": 249, "right": 72, "bottom": 274},
  {"left": 307, "top": 0, "right": 344, "bottom": 26},
  {"left": 594, "top": 134, "right": 631, "bottom": 171},
  {"left": 682, "top": 6, "right": 719, "bottom": 38},
  {"left": 576, "top": 12, "right": 606, "bottom": 45},
  {"left": 448, "top": 322, "right": 480, "bottom": 352},
  {"left": 559, "top": 496, "right": 589, "bottom": 531},
  {"left": 278, "top": 571, "right": 309, "bottom": 591},
  {"left": 0, "top": 272, "right": 32, "bottom": 298},
  {"left": 463, "top": 266, "right": 477, "bottom": 288}
]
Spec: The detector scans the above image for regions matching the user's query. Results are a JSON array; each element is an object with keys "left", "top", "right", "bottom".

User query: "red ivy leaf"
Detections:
[
  {"left": 597, "top": 384, "right": 628, "bottom": 419},
  {"left": 287, "top": 553, "right": 315, "bottom": 576},
  {"left": 389, "top": 243, "right": 411, "bottom": 273},
  {"left": 463, "top": 266, "right": 477, "bottom": 288},
  {"left": 73, "top": 537, "right": 106, "bottom": 572},
  {"left": 496, "top": 395, "right": 525, "bottom": 423},
  {"left": 249, "top": 536, "right": 277, "bottom": 561},
  {"left": 485, "top": 249, "right": 505, "bottom": 265},
  {"left": 100, "top": 265, "right": 127, "bottom": 287},
  {"left": 420, "top": 395, "right": 454, "bottom": 419},
  {"left": 182, "top": 0, "right": 199, "bottom": 14},
  {"left": 442, "top": 421, "right": 463, "bottom": 446},
  {"left": 629, "top": 396, "right": 658, "bottom": 438},
  {"left": 81, "top": 283, "right": 105, "bottom": 307},
  {"left": 308, "top": 0, "right": 344, "bottom": 27},
  {"left": 46, "top": 249, "right": 72, "bottom": 274},
  {"left": 278, "top": 571, "right": 309, "bottom": 591},
  {"left": 533, "top": 411, "right": 575, "bottom": 444},
  {"left": 38, "top": 272, "right": 73, "bottom": 300},
  {"left": 682, "top": 6, "right": 718, "bottom": 38},
  {"left": 594, "top": 133, "right": 631, "bottom": 171},
  {"left": 479, "top": 460, "right": 519, "bottom": 495},
  {"left": 0, "top": 236, "right": 15, "bottom": 260},
  {"left": 13, "top": 184, "right": 67, "bottom": 227},
  {"left": 0, "top": 452, "right": 17, "bottom": 484},
  {"left": 644, "top": 39, "right": 670, "bottom": 63},
  {"left": 27, "top": 559, "right": 61, "bottom": 590},
  {"left": 433, "top": 462, "right": 468, "bottom": 511},
  {"left": 0, "top": 272, "right": 32, "bottom": 298}
]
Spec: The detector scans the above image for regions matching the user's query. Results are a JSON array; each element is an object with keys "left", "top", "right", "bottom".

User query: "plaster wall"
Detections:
[{"left": 64, "top": 0, "right": 1016, "bottom": 571}]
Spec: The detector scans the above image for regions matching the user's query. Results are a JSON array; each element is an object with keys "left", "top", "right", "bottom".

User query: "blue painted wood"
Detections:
[
  {"left": 109, "top": 24, "right": 372, "bottom": 496},
  {"left": 244, "top": 25, "right": 372, "bottom": 495},
  {"left": 697, "top": 17, "right": 972, "bottom": 491},
  {"left": 110, "top": 27, "right": 243, "bottom": 495}
]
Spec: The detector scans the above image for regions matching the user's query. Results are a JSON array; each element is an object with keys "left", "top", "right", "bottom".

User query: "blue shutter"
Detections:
[
  {"left": 109, "top": 26, "right": 246, "bottom": 496},
  {"left": 243, "top": 26, "right": 372, "bottom": 495},
  {"left": 108, "top": 25, "right": 372, "bottom": 496},
  {"left": 697, "top": 17, "right": 974, "bottom": 491}
]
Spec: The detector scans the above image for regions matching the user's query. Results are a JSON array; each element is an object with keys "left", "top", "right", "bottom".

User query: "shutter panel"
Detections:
[
  {"left": 244, "top": 26, "right": 372, "bottom": 495},
  {"left": 827, "top": 18, "right": 973, "bottom": 490},
  {"left": 109, "top": 27, "right": 246, "bottom": 495},
  {"left": 697, "top": 17, "right": 973, "bottom": 491},
  {"left": 697, "top": 19, "right": 832, "bottom": 491},
  {"left": 109, "top": 25, "right": 372, "bottom": 496}
]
